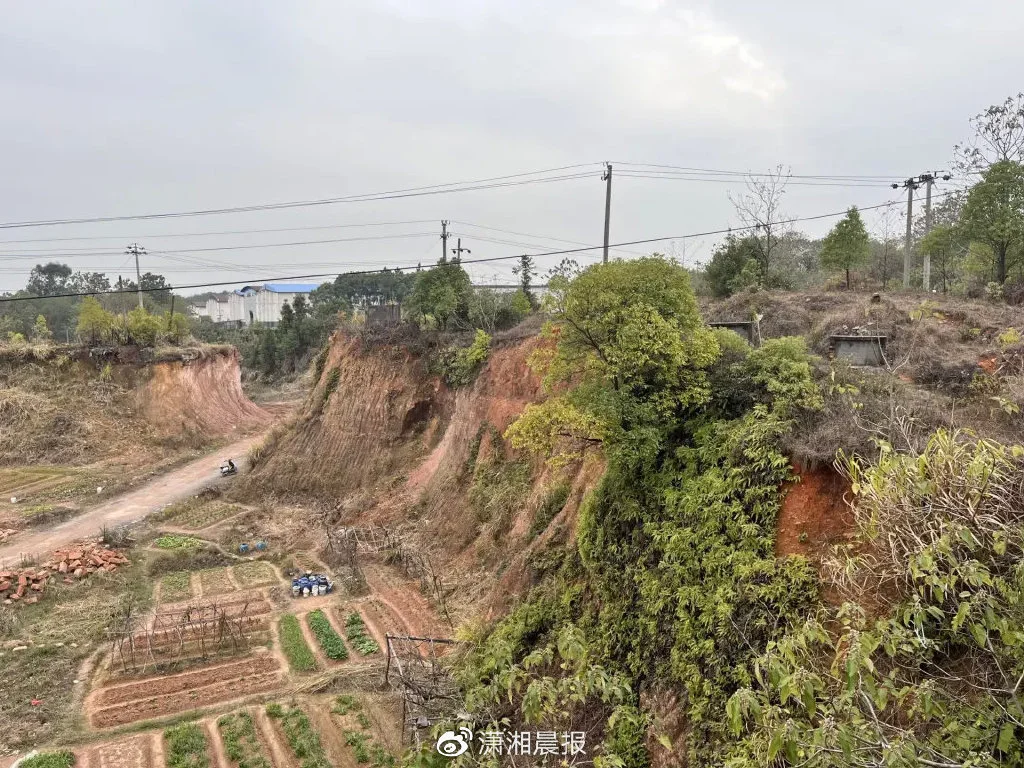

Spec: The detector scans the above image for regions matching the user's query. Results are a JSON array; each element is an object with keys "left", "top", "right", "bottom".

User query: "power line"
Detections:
[
  {"left": 0, "top": 231, "right": 438, "bottom": 260},
  {"left": 0, "top": 219, "right": 439, "bottom": 246},
  {"left": 615, "top": 171, "right": 891, "bottom": 188},
  {"left": 612, "top": 161, "right": 903, "bottom": 181},
  {"left": 0, "top": 166, "right": 601, "bottom": 230},
  {"left": 0, "top": 193, "right": 926, "bottom": 303}
]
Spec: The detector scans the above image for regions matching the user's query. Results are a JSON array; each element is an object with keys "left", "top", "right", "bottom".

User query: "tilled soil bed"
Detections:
[
  {"left": 94, "top": 654, "right": 280, "bottom": 707},
  {"left": 90, "top": 670, "right": 284, "bottom": 728}
]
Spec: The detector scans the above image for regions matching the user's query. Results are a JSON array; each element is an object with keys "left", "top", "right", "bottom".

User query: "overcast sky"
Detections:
[{"left": 1, "top": 0, "right": 1022, "bottom": 294}]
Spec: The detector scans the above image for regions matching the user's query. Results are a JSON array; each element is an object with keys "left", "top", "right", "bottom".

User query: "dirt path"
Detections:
[{"left": 0, "top": 434, "right": 263, "bottom": 564}]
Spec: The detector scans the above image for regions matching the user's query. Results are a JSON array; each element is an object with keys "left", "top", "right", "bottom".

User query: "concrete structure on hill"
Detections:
[{"left": 227, "top": 283, "right": 321, "bottom": 326}]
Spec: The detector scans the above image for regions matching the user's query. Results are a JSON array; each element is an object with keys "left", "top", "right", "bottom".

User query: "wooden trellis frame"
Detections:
[{"left": 384, "top": 633, "right": 460, "bottom": 746}]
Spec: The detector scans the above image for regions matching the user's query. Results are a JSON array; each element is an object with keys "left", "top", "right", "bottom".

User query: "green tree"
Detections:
[
  {"left": 506, "top": 256, "right": 719, "bottom": 465},
  {"left": 31, "top": 314, "right": 52, "bottom": 342},
  {"left": 919, "top": 224, "right": 967, "bottom": 294},
  {"left": 960, "top": 160, "right": 1024, "bottom": 284},
  {"left": 819, "top": 206, "right": 871, "bottom": 289},
  {"left": 26, "top": 262, "right": 73, "bottom": 296},
  {"left": 705, "top": 235, "right": 759, "bottom": 297},
  {"left": 408, "top": 260, "right": 472, "bottom": 330},
  {"left": 76, "top": 296, "right": 113, "bottom": 344},
  {"left": 125, "top": 306, "right": 162, "bottom": 346},
  {"left": 512, "top": 254, "right": 537, "bottom": 308}
]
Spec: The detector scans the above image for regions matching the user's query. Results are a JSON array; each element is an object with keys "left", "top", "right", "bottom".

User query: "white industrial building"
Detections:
[{"left": 227, "top": 283, "right": 321, "bottom": 326}]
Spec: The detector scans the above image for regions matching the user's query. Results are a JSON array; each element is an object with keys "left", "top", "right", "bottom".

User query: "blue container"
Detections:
[
  {"left": 239, "top": 543, "right": 250, "bottom": 554},
  {"left": 255, "top": 541, "right": 267, "bottom": 551}
]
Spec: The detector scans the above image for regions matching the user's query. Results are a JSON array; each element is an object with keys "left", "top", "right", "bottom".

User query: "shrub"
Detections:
[
  {"left": 436, "top": 329, "right": 491, "bottom": 387},
  {"left": 279, "top": 614, "right": 318, "bottom": 672},
  {"left": 528, "top": 483, "right": 571, "bottom": 540},
  {"left": 307, "top": 609, "right": 348, "bottom": 660}
]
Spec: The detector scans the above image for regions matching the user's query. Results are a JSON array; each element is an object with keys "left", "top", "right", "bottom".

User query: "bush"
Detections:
[
  {"left": 278, "top": 614, "right": 318, "bottom": 672},
  {"left": 436, "top": 329, "right": 491, "bottom": 387},
  {"left": 307, "top": 609, "right": 348, "bottom": 660}
]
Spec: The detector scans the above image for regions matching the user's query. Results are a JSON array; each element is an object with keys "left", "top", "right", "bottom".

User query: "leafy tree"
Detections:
[
  {"left": 819, "top": 206, "right": 871, "bottom": 289},
  {"left": 467, "top": 288, "right": 530, "bottom": 332},
  {"left": 31, "top": 314, "right": 52, "bottom": 342},
  {"left": 512, "top": 254, "right": 537, "bottom": 308},
  {"left": 408, "top": 260, "right": 472, "bottom": 330},
  {"left": 27, "top": 262, "right": 73, "bottom": 296},
  {"left": 125, "top": 306, "right": 162, "bottom": 346},
  {"left": 70, "top": 271, "right": 111, "bottom": 294},
  {"left": 919, "top": 224, "right": 967, "bottom": 294},
  {"left": 960, "top": 160, "right": 1024, "bottom": 284},
  {"left": 76, "top": 296, "right": 113, "bottom": 344},
  {"left": 506, "top": 256, "right": 719, "bottom": 465},
  {"left": 705, "top": 235, "right": 759, "bottom": 297}
]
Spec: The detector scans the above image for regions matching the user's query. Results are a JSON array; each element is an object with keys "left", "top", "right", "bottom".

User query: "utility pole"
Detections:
[
  {"left": 891, "top": 179, "right": 919, "bottom": 289},
  {"left": 440, "top": 221, "right": 449, "bottom": 264},
  {"left": 126, "top": 243, "right": 146, "bottom": 308},
  {"left": 601, "top": 163, "right": 612, "bottom": 263},
  {"left": 891, "top": 172, "right": 951, "bottom": 291},
  {"left": 450, "top": 237, "right": 471, "bottom": 262},
  {"left": 920, "top": 171, "right": 952, "bottom": 292}
]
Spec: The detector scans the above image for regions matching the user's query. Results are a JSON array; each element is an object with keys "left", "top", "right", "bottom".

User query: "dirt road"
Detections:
[{"left": 0, "top": 434, "right": 263, "bottom": 564}]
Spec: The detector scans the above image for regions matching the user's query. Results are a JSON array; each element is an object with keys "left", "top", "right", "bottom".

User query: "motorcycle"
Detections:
[{"left": 219, "top": 462, "right": 238, "bottom": 477}]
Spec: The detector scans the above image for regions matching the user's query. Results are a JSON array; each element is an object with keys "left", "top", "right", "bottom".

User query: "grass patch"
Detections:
[
  {"left": 278, "top": 614, "right": 318, "bottom": 672},
  {"left": 344, "top": 730, "right": 371, "bottom": 763},
  {"left": 158, "top": 495, "right": 242, "bottom": 530},
  {"left": 344, "top": 611, "right": 380, "bottom": 655},
  {"left": 159, "top": 571, "right": 193, "bottom": 602},
  {"left": 18, "top": 752, "right": 75, "bottom": 768},
  {"left": 164, "top": 722, "right": 210, "bottom": 768},
  {"left": 273, "top": 704, "right": 332, "bottom": 768},
  {"left": 332, "top": 694, "right": 361, "bottom": 715},
  {"left": 307, "top": 609, "right": 348, "bottom": 660},
  {"left": 231, "top": 561, "right": 278, "bottom": 588},
  {"left": 217, "top": 711, "right": 271, "bottom": 768},
  {"left": 155, "top": 535, "right": 205, "bottom": 550}
]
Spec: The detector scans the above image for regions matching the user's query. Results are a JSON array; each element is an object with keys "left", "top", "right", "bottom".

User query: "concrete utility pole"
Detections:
[
  {"left": 601, "top": 163, "right": 613, "bottom": 263},
  {"left": 450, "top": 237, "right": 471, "bottom": 262},
  {"left": 440, "top": 221, "right": 449, "bottom": 264},
  {"left": 126, "top": 243, "right": 146, "bottom": 308},
  {"left": 891, "top": 172, "right": 951, "bottom": 291},
  {"left": 920, "top": 171, "right": 951, "bottom": 291}
]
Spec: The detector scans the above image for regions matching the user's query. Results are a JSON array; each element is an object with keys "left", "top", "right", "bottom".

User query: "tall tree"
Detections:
[
  {"left": 960, "top": 160, "right": 1024, "bottom": 284},
  {"left": 919, "top": 224, "right": 967, "bottom": 294},
  {"left": 512, "top": 254, "right": 536, "bottom": 307},
  {"left": 26, "top": 262, "right": 73, "bottom": 296},
  {"left": 820, "top": 206, "right": 871, "bottom": 289}
]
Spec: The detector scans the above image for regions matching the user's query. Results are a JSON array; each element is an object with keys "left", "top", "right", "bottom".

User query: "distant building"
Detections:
[
  {"left": 226, "top": 283, "right": 321, "bottom": 326},
  {"left": 200, "top": 294, "right": 231, "bottom": 323}
]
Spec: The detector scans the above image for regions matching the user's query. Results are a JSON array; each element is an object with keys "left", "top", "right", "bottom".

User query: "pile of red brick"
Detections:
[{"left": 0, "top": 544, "right": 129, "bottom": 605}]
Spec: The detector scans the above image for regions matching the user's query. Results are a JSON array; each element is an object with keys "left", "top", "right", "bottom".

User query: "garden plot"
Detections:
[
  {"left": 217, "top": 709, "right": 275, "bottom": 768},
  {"left": 87, "top": 652, "right": 285, "bottom": 728},
  {"left": 77, "top": 733, "right": 157, "bottom": 768},
  {"left": 157, "top": 571, "right": 193, "bottom": 603},
  {"left": 163, "top": 498, "right": 246, "bottom": 530},
  {"left": 231, "top": 560, "right": 280, "bottom": 588},
  {"left": 0, "top": 466, "right": 77, "bottom": 499},
  {"left": 197, "top": 566, "right": 237, "bottom": 595}
]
